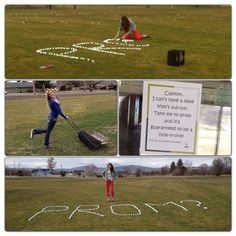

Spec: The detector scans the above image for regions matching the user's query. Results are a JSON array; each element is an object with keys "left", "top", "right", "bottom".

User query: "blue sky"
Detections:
[{"left": 5, "top": 157, "right": 219, "bottom": 169}]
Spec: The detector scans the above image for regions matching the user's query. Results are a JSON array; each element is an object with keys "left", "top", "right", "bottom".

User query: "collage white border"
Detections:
[{"left": 0, "top": 0, "right": 235, "bottom": 236}]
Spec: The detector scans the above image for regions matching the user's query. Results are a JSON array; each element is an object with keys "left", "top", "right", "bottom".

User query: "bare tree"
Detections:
[
  {"left": 85, "top": 164, "right": 97, "bottom": 176},
  {"left": 47, "top": 157, "right": 57, "bottom": 173},
  {"left": 135, "top": 168, "right": 142, "bottom": 177},
  {"left": 223, "top": 157, "right": 231, "bottom": 167},
  {"left": 184, "top": 160, "right": 192, "bottom": 176},
  {"left": 212, "top": 158, "right": 225, "bottom": 176},
  {"left": 5, "top": 167, "right": 10, "bottom": 176},
  {"left": 199, "top": 164, "right": 209, "bottom": 175},
  {"left": 160, "top": 165, "right": 169, "bottom": 175},
  {"left": 223, "top": 157, "right": 231, "bottom": 174}
]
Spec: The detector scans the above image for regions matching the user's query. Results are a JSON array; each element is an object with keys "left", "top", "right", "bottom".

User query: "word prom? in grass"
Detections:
[
  {"left": 36, "top": 38, "right": 150, "bottom": 63},
  {"left": 28, "top": 200, "right": 208, "bottom": 221}
]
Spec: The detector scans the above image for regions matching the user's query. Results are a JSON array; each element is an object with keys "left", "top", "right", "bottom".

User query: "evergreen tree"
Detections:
[
  {"left": 170, "top": 161, "right": 176, "bottom": 174},
  {"left": 177, "top": 159, "right": 183, "bottom": 167}
]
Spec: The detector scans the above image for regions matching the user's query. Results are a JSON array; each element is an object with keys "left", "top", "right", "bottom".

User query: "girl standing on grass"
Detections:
[
  {"left": 30, "top": 89, "right": 68, "bottom": 149},
  {"left": 115, "top": 16, "right": 149, "bottom": 40},
  {"left": 103, "top": 163, "right": 117, "bottom": 202}
]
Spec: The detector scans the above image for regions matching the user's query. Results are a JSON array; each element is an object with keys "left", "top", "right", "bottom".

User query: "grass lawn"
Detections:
[
  {"left": 5, "top": 176, "right": 231, "bottom": 231},
  {"left": 5, "top": 93, "right": 117, "bottom": 155},
  {"left": 5, "top": 5, "right": 231, "bottom": 79}
]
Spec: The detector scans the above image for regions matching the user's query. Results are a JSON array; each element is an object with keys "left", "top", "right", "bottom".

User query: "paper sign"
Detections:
[{"left": 140, "top": 81, "right": 202, "bottom": 154}]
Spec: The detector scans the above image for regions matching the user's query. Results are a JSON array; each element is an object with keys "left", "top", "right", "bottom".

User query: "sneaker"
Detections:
[
  {"left": 30, "top": 129, "right": 35, "bottom": 139},
  {"left": 44, "top": 145, "right": 53, "bottom": 149},
  {"left": 107, "top": 198, "right": 110, "bottom": 202}
]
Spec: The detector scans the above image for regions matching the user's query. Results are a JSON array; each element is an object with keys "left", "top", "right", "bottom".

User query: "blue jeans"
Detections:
[{"left": 34, "top": 116, "right": 57, "bottom": 146}]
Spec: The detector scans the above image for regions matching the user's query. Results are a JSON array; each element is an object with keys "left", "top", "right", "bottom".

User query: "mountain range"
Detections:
[{"left": 69, "top": 165, "right": 160, "bottom": 173}]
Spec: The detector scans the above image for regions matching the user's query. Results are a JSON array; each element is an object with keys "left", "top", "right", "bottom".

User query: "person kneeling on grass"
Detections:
[
  {"left": 30, "top": 89, "right": 68, "bottom": 149},
  {"left": 115, "top": 16, "right": 149, "bottom": 40},
  {"left": 103, "top": 163, "right": 117, "bottom": 202}
]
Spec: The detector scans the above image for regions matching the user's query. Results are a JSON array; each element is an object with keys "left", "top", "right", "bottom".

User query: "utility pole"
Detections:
[{"left": 33, "top": 81, "right": 36, "bottom": 95}]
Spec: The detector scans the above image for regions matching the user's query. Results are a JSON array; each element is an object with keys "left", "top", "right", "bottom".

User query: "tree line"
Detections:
[
  {"left": 135, "top": 157, "right": 231, "bottom": 177},
  {"left": 5, "top": 157, "right": 231, "bottom": 177}
]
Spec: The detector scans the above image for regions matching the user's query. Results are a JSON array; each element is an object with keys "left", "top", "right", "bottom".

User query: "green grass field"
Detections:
[
  {"left": 5, "top": 176, "right": 231, "bottom": 231},
  {"left": 5, "top": 5, "right": 231, "bottom": 79},
  {"left": 5, "top": 93, "right": 117, "bottom": 155}
]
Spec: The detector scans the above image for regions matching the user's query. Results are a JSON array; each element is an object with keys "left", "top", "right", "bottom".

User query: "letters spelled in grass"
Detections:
[{"left": 5, "top": 176, "right": 231, "bottom": 231}]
